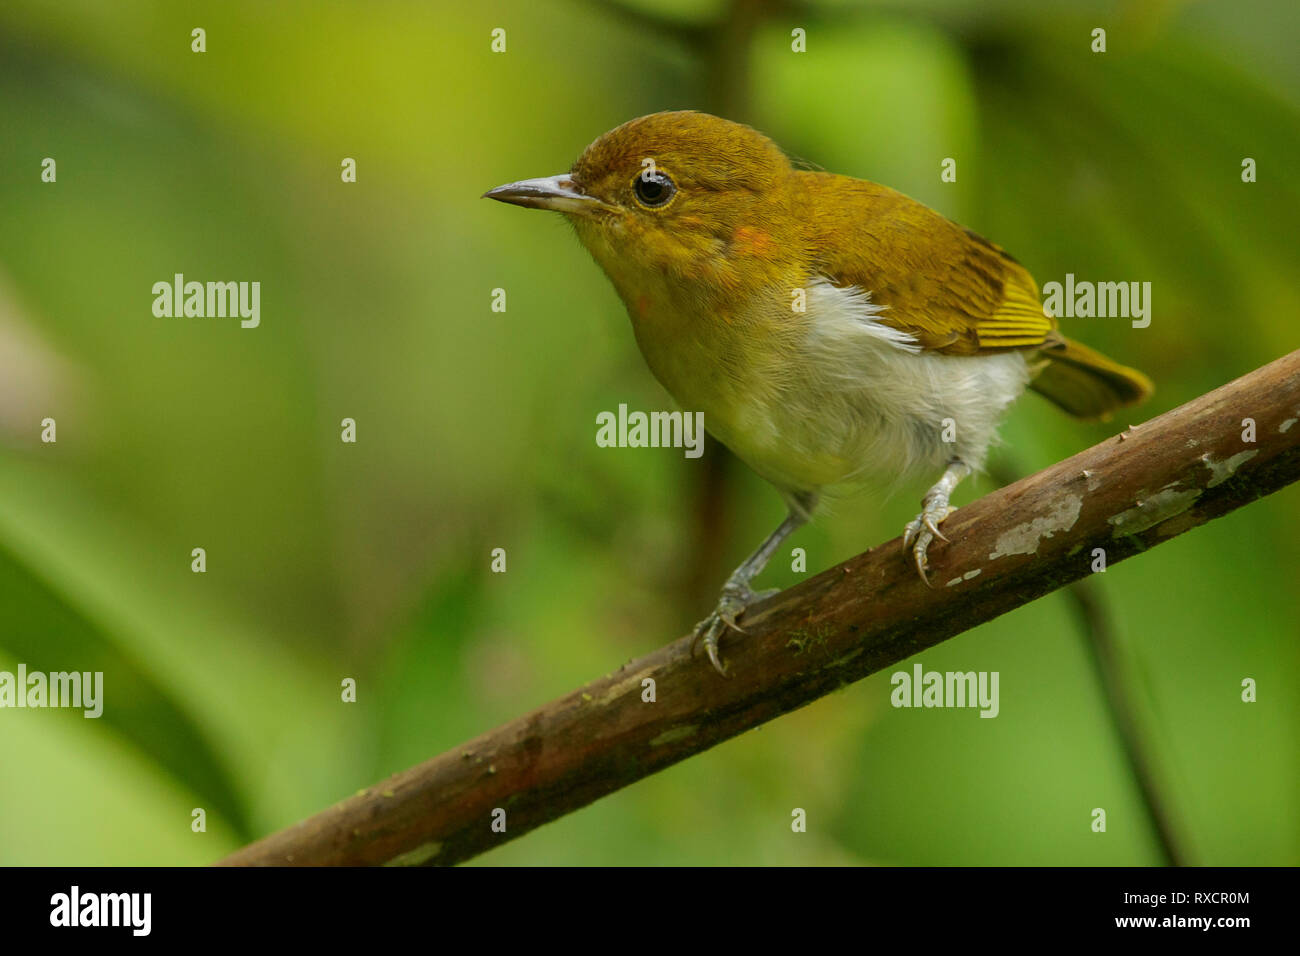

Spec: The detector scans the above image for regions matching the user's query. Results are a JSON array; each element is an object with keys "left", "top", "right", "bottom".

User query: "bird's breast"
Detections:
[{"left": 618, "top": 273, "right": 1031, "bottom": 493}]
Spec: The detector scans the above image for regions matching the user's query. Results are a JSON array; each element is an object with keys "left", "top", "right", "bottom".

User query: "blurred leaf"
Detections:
[{"left": 0, "top": 540, "right": 250, "bottom": 838}]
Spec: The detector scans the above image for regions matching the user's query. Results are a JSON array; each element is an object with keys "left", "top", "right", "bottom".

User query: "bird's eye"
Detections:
[{"left": 633, "top": 171, "right": 676, "bottom": 208}]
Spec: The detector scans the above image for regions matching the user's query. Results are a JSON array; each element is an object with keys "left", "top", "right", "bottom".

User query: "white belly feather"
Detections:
[{"left": 699, "top": 277, "right": 1031, "bottom": 494}]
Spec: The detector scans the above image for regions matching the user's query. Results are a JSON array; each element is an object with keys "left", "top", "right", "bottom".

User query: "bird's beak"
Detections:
[{"left": 482, "top": 174, "right": 612, "bottom": 216}]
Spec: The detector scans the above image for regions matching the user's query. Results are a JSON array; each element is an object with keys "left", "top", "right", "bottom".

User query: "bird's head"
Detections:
[{"left": 484, "top": 111, "right": 803, "bottom": 295}]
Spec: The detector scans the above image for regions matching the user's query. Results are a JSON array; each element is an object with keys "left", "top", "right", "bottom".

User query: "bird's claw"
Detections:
[
  {"left": 693, "top": 614, "right": 730, "bottom": 675},
  {"left": 903, "top": 504, "right": 957, "bottom": 586},
  {"left": 923, "top": 513, "right": 949, "bottom": 542},
  {"left": 690, "top": 586, "right": 778, "bottom": 675}
]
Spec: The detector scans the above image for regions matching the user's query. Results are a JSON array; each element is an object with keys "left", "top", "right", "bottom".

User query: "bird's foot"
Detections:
[
  {"left": 902, "top": 503, "right": 957, "bottom": 586},
  {"left": 690, "top": 585, "right": 780, "bottom": 676}
]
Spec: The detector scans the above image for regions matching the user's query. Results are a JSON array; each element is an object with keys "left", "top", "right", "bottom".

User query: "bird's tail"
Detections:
[{"left": 1029, "top": 335, "right": 1154, "bottom": 420}]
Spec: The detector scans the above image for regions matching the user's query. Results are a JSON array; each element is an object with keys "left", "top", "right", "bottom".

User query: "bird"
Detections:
[{"left": 484, "top": 110, "right": 1152, "bottom": 675}]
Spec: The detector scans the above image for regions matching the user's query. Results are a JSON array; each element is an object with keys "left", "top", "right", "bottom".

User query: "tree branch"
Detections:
[
  {"left": 987, "top": 455, "right": 1191, "bottom": 867},
  {"left": 219, "top": 350, "right": 1300, "bottom": 867}
]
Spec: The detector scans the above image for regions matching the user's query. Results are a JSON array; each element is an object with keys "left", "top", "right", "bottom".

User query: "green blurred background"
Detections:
[{"left": 0, "top": 0, "right": 1295, "bottom": 866}]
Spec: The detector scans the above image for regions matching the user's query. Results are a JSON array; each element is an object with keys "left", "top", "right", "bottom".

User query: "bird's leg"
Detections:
[
  {"left": 693, "top": 491, "right": 816, "bottom": 675},
  {"left": 903, "top": 457, "right": 971, "bottom": 585}
]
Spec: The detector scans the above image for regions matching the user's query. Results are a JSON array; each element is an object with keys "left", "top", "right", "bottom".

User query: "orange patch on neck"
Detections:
[
  {"left": 636, "top": 294, "right": 651, "bottom": 317},
  {"left": 731, "top": 224, "right": 772, "bottom": 255}
]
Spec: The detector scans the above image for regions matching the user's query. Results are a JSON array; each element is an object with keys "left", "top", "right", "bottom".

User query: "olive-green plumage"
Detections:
[
  {"left": 567, "top": 110, "right": 1152, "bottom": 419},
  {"left": 486, "top": 110, "right": 1154, "bottom": 673}
]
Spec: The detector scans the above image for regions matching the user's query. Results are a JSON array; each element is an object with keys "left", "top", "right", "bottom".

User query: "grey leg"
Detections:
[
  {"left": 902, "top": 458, "right": 971, "bottom": 584},
  {"left": 693, "top": 490, "right": 817, "bottom": 675}
]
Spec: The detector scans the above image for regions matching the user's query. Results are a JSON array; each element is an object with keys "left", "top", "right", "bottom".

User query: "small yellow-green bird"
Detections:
[{"left": 485, "top": 111, "right": 1152, "bottom": 674}]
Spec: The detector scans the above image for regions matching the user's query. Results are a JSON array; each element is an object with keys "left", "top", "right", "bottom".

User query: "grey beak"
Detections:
[{"left": 482, "top": 174, "right": 611, "bottom": 215}]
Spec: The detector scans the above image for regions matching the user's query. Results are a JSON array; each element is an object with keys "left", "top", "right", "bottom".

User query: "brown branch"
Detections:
[
  {"left": 219, "top": 350, "right": 1300, "bottom": 867},
  {"left": 987, "top": 456, "right": 1191, "bottom": 867}
]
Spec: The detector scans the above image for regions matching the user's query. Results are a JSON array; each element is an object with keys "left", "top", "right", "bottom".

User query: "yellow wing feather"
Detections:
[
  {"left": 802, "top": 171, "right": 1056, "bottom": 355},
  {"left": 801, "top": 171, "right": 1151, "bottom": 417}
]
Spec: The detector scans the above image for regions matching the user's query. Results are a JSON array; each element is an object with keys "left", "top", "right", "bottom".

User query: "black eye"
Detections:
[{"left": 634, "top": 171, "right": 676, "bottom": 208}]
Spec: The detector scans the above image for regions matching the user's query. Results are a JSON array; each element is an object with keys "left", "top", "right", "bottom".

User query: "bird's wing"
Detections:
[{"left": 803, "top": 173, "right": 1057, "bottom": 356}]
